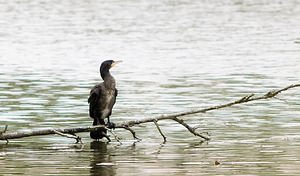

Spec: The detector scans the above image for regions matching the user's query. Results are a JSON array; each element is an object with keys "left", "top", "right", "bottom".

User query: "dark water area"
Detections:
[{"left": 1, "top": 0, "right": 300, "bottom": 175}]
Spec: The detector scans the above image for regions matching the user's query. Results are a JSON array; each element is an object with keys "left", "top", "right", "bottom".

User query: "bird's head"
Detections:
[{"left": 100, "top": 60, "right": 122, "bottom": 78}]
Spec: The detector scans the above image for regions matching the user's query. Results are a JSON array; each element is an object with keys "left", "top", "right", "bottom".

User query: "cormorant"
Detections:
[{"left": 88, "top": 60, "right": 121, "bottom": 140}]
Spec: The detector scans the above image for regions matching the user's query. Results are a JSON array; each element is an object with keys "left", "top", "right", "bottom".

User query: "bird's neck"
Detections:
[{"left": 101, "top": 71, "right": 116, "bottom": 89}]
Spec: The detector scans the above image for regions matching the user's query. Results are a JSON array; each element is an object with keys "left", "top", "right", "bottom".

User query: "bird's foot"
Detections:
[{"left": 106, "top": 122, "right": 116, "bottom": 129}]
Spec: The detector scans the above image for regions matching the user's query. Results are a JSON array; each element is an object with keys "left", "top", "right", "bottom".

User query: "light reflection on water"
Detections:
[{"left": 1, "top": 0, "right": 300, "bottom": 175}]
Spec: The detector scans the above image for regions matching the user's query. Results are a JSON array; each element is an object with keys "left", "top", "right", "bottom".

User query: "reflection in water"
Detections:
[{"left": 90, "top": 141, "right": 115, "bottom": 176}]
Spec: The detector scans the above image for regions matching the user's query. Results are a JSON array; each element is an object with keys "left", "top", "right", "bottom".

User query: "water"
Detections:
[{"left": 1, "top": 0, "right": 300, "bottom": 175}]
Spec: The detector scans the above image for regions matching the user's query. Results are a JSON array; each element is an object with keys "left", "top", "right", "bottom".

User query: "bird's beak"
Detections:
[{"left": 111, "top": 60, "right": 122, "bottom": 68}]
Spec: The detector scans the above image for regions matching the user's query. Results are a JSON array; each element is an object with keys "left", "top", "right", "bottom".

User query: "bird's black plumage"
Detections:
[{"left": 88, "top": 60, "right": 120, "bottom": 140}]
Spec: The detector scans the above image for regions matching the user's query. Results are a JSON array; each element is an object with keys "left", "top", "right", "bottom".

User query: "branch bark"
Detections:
[
  {"left": 0, "top": 125, "right": 106, "bottom": 142},
  {"left": 1, "top": 84, "right": 299, "bottom": 143}
]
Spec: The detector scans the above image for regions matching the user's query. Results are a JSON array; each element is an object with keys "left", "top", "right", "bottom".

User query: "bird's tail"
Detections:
[{"left": 90, "top": 118, "right": 107, "bottom": 140}]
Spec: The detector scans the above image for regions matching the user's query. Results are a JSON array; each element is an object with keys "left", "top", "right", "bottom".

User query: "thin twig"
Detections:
[
  {"left": 153, "top": 120, "right": 167, "bottom": 143},
  {"left": 0, "top": 125, "right": 8, "bottom": 135},
  {"left": 121, "top": 125, "right": 141, "bottom": 141},
  {"left": 172, "top": 117, "right": 210, "bottom": 141},
  {"left": 4, "top": 125, "right": 8, "bottom": 133},
  {"left": 0, "top": 125, "right": 9, "bottom": 144},
  {"left": 108, "top": 129, "right": 122, "bottom": 145},
  {"left": 53, "top": 130, "right": 82, "bottom": 144}
]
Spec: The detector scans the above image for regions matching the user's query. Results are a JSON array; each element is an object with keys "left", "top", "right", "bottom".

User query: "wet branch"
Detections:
[{"left": 0, "top": 84, "right": 299, "bottom": 143}]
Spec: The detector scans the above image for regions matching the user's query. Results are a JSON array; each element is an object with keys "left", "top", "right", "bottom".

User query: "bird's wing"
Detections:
[{"left": 88, "top": 85, "right": 102, "bottom": 119}]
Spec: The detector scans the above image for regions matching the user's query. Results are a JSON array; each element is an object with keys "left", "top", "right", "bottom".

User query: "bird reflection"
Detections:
[{"left": 90, "top": 141, "right": 115, "bottom": 176}]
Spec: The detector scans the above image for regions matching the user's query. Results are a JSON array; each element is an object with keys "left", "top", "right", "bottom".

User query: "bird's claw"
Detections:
[{"left": 106, "top": 122, "right": 116, "bottom": 129}]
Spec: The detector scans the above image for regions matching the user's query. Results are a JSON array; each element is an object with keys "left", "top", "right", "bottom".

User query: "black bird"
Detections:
[{"left": 88, "top": 60, "right": 121, "bottom": 140}]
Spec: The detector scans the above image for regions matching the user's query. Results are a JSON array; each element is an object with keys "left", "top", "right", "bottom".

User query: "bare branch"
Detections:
[
  {"left": 0, "top": 125, "right": 8, "bottom": 135},
  {"left": 0, "top": 125, "right": 9, "bottom": 144},
  {"left": 0, "top": 84, "right": 299, "bottom": 143},
  {"left": 112, "top": 84, "right": 300, "bottom": 141},
  {"left": 172, "top": 117, "right": 210, "bottom": 141},
  {"left": 0, "top": 125, "right": 107, "bottom": 141},
  {"left": 107, "top": 129, "right": 122, "bottom": 144},
  {"left": 53, "top": 130, "right": 82, "bottom": 144},
  {"left": 116, "top": 84, "right": 300, "bottom": 128},
  {"left": 118, "top": 125, "right": 141, "bottom": 141},
  {"left": 153, "top": 120, "right": 167, "bottom": 143}
]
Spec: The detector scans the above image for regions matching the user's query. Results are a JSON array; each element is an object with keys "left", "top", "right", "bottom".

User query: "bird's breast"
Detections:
[
  {"left": 106, "top": 90, "right": 115, "bottom": 100},
  {"left": 100, "top": 89, "right": 116, "bottom": 119}
]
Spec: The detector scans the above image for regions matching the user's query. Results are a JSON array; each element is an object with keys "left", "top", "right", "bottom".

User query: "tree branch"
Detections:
[
  {"left": 107, "top": 129, "right": 122, "bottom": 144},
  {"left": 153, "top": 120, "right": 167, "bottom": 143},
  {"left": 0, "top": 84, "right": 299, "bottom": 143},
  {"left": 120, "top": 125, "right": 141, "bottom": 141},
  {"left": 0, "top": 125, "right": 106, "bottom": 141},
  {"left": 172, "top": 117, "right": 210, "bottom": 140},
  {"left": 53, "top": 130, "right": 82, "bottom": 144},
  {"left": 113, "top": 84, "right": 300, "bottom": 141},
  {"left": 116, "top": 84, "right": 300, "bottom": 127}
]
